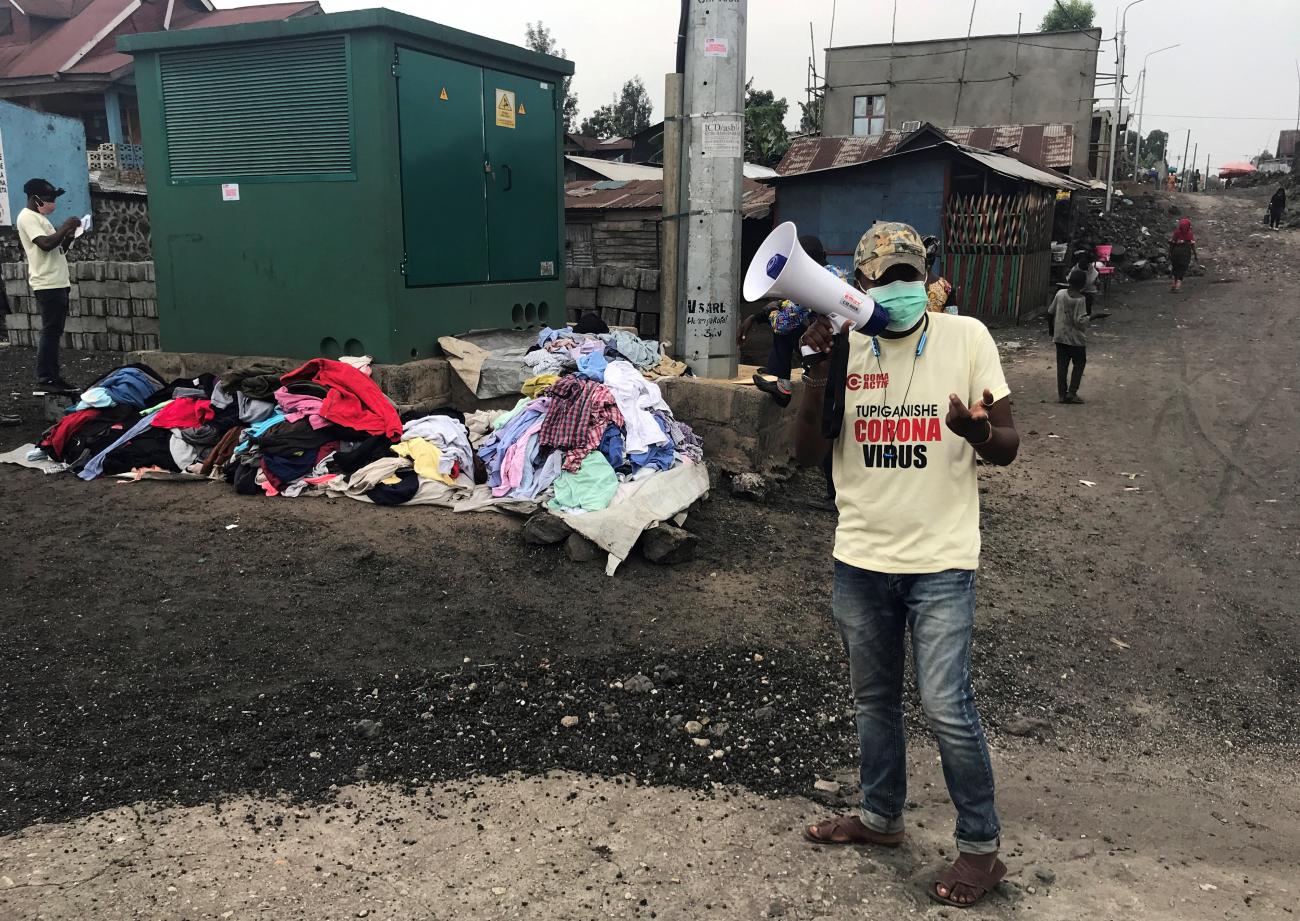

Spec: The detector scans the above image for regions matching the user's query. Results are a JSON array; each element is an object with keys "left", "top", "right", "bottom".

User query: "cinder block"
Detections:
[
  {"left": 86, "top": 297, "right": 107, "bottom": 317},
  {"left": 64, "top": 315, "right": 107, "bottom": 334},
  {"left": 639, "top": 268, "right": 660, "bottom": 291},
  {"left": 143, "top": 262, "right": 155, "bottom": 282},
  {"left": 599, "top": 264, "right": 622, "bottom": 287},
  {"left": 5, "top": 279, "right": 29, "bottom": 298},
  {"left": 617, "top": 309, "right": 637, "bottom": 327},
  {"left": 638, "top": 312, "right": 660, "bottom": 339},
  {"left": 138, "top": 333, "right": 159, "bottom": 350},
  {"left": 566, "top": 286, "right": 596, "bottom": 309},
  {"left": 621, "top": 267, "right": 643, "bottom": 289},
  {"left": 139, "top": 299, "right": 157, "bottom": 318},
  {"left": 131, "top": 316, "right": 159, "bottom": 336},
  {"left": 92, "top": 332, "right": 113, "bottom": 351},
  {"left": 5, "top": 313, "right": 29, "bottom": 331},
  {"left": 636, "top": 289, "right": 662, "bottom": 314},
  {"left": 597, "top": 285, "right": 636, "bottom": 310},
  {"left": 128, "top": 281, "right": 156, "bottom": 300},
  {"left": 565, "top": 264, "right": 581, "bottom": 287},
  {"left": 579, "top": 266, "right": 600, "bottom": 288},
  {"left": 108, "top": 315, "right": 133, "bottom": 334}
]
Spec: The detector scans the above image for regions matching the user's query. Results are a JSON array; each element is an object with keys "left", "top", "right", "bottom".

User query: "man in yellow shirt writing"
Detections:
[{"left": 16, "top": 178, "right": 80, "bottom": 390}]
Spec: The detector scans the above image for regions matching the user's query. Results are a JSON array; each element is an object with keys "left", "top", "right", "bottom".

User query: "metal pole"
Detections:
[
  {"left": 1132, "top": 44, "right": 1178, "bottom": 183},
  {"left": 676, "top": 0, "right": 747, "bottom": 377},
  {"left": 661, "top": 72, "right": 683, "bottom": 356},
  {"left": 1107, "top": 0, "right": 1147, "bottom": 212},
  {"left": 1205, "top": 153, "right": 1210, "bottom": 191},
  {"left": 1190, "top": 141, "right": 1197, "bottom": 190}
]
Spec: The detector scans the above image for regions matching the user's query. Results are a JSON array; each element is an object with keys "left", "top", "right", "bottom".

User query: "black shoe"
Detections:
[
  {"left": 1064, "top": 393, "right": 1085, "bottom": 404},
  {"left": 753, "top": 373, "right": 792, "bottom": 408},
  {"left": 38, "top": 377, "right": 76, "bottom": 392},
  {"left": 806, "top": 497, "right": 837, "bottom": 513}
]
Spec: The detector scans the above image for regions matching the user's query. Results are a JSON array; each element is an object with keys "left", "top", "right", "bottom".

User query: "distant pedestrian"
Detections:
[
  {"left": 1072, "top": 250, "right": 1099, "bottom": 316},
  {"left": 1048, "top": 269, "right": 1089, "bottom": 404},
  {"left": 1269, "top": 186, "right": 1286, "bottom": 230},
  {"left": 922, "top": 235, "right": 956, "bottom": 312},
  {"left": 1168, "top": 218, "right": 1197, "bottom": 292},
  {"left": 1166, "top": 173, "right": 1177, "bottom": 192},
  {"left": 16, "top": 178, "right": 80, "bottom": 390}
]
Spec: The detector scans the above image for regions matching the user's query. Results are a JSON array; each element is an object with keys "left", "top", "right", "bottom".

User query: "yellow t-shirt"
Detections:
[
  {"left": 16, "top": 208, "right": 70, "bottom": 291},
  {"left": 832, "top": 311, "right": 1010, "bottom": 574}
]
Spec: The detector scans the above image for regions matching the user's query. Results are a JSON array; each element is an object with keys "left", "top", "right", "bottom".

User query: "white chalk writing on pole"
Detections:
[
  {"left": 0, "top": 129, "right": 10, "bottom": 226},
  {"left": 701, "top": 118, "right": 742, "bottom": 158}
]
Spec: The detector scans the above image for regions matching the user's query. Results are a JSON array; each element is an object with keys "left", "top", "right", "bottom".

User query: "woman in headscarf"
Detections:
[
  {"left": 923, "top": 235, "right": 956, "bottom": 312},
  {"left": 1168, "top": 218, "right": 1197, "bottom": 292}
]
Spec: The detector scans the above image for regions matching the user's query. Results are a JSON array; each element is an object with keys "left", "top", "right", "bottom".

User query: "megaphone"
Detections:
[{"left": 743, "top": 222, "right": 890, "bottom": 344}]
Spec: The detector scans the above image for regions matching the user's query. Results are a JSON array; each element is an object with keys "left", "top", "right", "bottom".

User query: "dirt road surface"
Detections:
[{"left": 1, "top": 191, "right": 1296, "bottom": 919}]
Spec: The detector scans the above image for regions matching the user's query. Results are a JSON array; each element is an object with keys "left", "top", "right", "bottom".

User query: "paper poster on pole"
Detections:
[
  {"left": 702, "top": 37, "right": 729, "bottom": 57},
  {"left": 221, "top": 183, "right": 240, "bottom": 202},
  {"left": 701, "top": 117, "right": 743, "bottom": 158},
  {"left": 495, "top": 89, "right": 516, "bottom": 129}
]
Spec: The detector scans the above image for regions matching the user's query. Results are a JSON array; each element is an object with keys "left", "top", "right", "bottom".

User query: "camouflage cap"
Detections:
[{"left": 853, "top": 221, "right": 927, "bottom": 281}]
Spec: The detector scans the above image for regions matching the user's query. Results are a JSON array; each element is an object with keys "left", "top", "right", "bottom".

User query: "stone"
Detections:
[
  {"left": 692, "top": 737, "right": 710, "bottom": 747},
  {"left": 730, "top": 472, "right": 769, "bottom": 501},
  {"left": 813, "top": 779, "right": 841, "bottom": 794},
  {"left": 1002, "top": 715, "right": 1054, "bottom": 739},
  {"left": 560, "top": 715, "right": 580, "bottom": 728},
  {"left": 353, "top": 719, "right": 382, "bottom": 740},
  {"left": 641, "top": 524, "right": 697, "bottom": 564},
  {"left": 622, "top": 673, "right": 655, "bottom": 694},
  {"left": 753, "top": 705, "right": 775, "bottom": 721},
  {"left": 684, "top": 720, "right": 704, "bottom": 735},
  {"left": 522, "top": 511, "right": 572, "bottom": 545},
  {"left": 565, "top": 533, "right": 601, "bottom": 562},
  {"left": 1033, "top": 866, "right": 1057, "bottom": 885},
  {"left": 1069, "top": 840, "right": 1095, "bottom": 859}
]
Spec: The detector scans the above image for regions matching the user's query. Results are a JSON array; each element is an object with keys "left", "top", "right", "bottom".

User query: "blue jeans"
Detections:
[{"left": 832, "top": 562, "right": 1000, "bottom": 854}]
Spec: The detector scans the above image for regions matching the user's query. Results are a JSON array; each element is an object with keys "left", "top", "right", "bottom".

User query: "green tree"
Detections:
[
  {"left": 798, "top": 97, "right": 823, "bottom": 136},
  {"left": 525, "top": 21, "right": 579, "bottom": 134},
  {"left": 579, "top": 77, "right": 653, "bottom": 139},
  {"left": 1142, "top": 129, "right": 1169, "bottom": 164},
  {"left": 1040, "top": 0, "right": 1095, "bottom": 31},
  {"left": 744, "top": 81, "right": 791, "bottom": 166}
]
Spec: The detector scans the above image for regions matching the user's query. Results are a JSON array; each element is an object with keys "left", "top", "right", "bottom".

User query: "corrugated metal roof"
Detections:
[
  {"left": 565, "top": 178, "right": 775, "bottom": 220},
  {"left": 565, "top": 133, "right": 634, "bottom": 152},
  {"left": 955, "top": 147, "right": 1087, "bottom": 190},
  {"left": 566, "top": 156, "right": 663, "bottom": 181},
  {"left": 777, "top": 123, "right": 1074, "bottom": 176}
]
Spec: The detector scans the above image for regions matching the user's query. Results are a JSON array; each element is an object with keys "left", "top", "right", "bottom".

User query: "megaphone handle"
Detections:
[{"left": 799, "top": 314, "right": 851, "bottom": 357}]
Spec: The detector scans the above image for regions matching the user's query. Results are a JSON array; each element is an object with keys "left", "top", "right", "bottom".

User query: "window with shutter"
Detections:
[{"left": 160, "top": 35, "right": 354, "bottom": 183}]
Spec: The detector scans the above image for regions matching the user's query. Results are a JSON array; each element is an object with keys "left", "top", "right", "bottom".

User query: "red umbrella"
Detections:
[{"left": 1218, "top": 161, "right": 1257, "bottom": 177}]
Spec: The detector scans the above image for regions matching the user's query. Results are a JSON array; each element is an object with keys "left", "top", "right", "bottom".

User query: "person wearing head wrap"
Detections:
[
  {"left": 1168, "top": 218, "right": 1197, "bottom": 292},
  {"left": 922, "top": 235, "right": 956, "bottom": 313}
]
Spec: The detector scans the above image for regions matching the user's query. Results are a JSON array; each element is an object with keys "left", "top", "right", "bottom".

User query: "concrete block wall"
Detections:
[
  {"left": 3, "top": 261, "right": 159, "bottom": 352},
  {"left": 565, "top": 263, "right": 662, "bottom": 340}
]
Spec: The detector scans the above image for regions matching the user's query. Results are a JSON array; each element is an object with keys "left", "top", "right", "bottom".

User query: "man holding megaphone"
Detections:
[{"left": 748, "top": 221, "right": 1019, "bottom": 908}]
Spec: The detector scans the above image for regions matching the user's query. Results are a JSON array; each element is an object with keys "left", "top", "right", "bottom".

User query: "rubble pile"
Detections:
[{"left": 1072, "top": 191, "right": 1188, "bottom": 280}]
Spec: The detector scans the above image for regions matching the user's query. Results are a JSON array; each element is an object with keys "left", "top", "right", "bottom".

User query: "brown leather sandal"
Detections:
[
  {"left": 929, "top": 854, "right": 1007, "bottom": 908},
  {"left": 802, "top": 814, "right": 904, "bottom": 847}
]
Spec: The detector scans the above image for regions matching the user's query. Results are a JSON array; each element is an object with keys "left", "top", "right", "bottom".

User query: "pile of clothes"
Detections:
[{"left": 33, "top": 349, "right": 704, "bottom": 519}]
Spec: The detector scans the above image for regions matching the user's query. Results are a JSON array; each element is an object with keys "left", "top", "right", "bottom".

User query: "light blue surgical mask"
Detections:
[{"left": 870, "top": 280, "right": 929, "bottom": 331}]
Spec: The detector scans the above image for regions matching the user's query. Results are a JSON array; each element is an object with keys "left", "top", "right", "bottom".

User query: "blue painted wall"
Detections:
[
  {"left": 772, "top": 153, "right": 947, "bottom": 277},
  {"left": 0, "top": 100, "right": 90, "bottom": 228}
]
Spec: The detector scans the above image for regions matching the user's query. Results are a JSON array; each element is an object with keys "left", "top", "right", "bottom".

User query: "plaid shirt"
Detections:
[{"left": 538, "top": 376, "right": 626, "bottom": 472}]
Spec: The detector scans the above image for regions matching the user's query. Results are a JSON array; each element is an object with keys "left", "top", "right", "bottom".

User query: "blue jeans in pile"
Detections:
[{"left": 831, "top": 562, "right": 1001, "bottom": 854}]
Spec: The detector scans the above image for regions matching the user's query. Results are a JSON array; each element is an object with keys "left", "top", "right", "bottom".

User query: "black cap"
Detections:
[{"left": 23, "top": 178, "right": 65, "bottom": 200}]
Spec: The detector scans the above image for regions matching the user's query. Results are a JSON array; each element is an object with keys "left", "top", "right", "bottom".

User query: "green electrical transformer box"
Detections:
[{"left": 118, "top": 10, "right": 573, "bottom": 364}]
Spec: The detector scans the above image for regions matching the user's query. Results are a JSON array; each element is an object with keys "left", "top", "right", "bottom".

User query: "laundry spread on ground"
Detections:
[{"left": 7, "top": 353, "right": 708, "bottom": 574}]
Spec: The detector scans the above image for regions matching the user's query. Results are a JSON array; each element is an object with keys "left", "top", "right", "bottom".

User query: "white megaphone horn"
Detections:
[{"left": 743, "top": 222, "right": 890, "bottom": 352}]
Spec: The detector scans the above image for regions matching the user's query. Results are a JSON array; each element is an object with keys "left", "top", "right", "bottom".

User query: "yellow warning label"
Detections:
[
  {"left": 439, "top": 87, "right": 448, "bottom": 101},
  {"left": 518, "top": 103, "right": 526, "bottom": 116},
  {"left": 495, "top": 88, "right": 516, "bottom": 129}
]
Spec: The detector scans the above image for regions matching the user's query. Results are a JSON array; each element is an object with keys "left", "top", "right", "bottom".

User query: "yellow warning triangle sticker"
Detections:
[
  {"left": 518, "top": 103, "right": 526, "bottom": 115},
  {"left": 498, "top": 95, "right": 512, "bottom": 114},
  {"left": 439, "top": 87, "right": 448, "bottom": 101}
]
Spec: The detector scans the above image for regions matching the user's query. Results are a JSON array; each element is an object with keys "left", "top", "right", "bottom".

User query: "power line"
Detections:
[{"left": 1139, "top": 113, "right": 1299, "bottom": 121}]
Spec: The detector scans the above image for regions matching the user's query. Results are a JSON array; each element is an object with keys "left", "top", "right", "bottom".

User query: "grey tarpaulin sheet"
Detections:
[
  {"left": 557, "top": 462, "right": 711, "bottom": 576},
  {"left": 437, "top": 329, "right": 538, "bottom": 400},
  {"left": 0, "top": 443, "right": 66, "bottom": 474}
]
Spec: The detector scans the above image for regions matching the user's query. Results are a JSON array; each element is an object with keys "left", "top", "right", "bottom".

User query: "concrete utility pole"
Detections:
[
  {"left": 661, "top": 72, "right": 682, "bottom": 356},
  {"left": 675, "top": 0, "right": 748, "bottom": 378},
  {"left": 1106, "top": 0, "right": 1146, "bottom": 212},
  {"left": 1133, "top": 43, "right": 1179, "bottom": 180},
  {"left": 1179, "top": 130, "right": 1191, "bottom": 190},
  {"left": 1190, "top": 142, "right": 1198, "bottom": 190}
]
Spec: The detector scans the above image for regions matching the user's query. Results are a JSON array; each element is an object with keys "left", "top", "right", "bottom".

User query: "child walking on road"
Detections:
[{"left": 1048, "top": 270, "right": 1090, "bottom": 404}]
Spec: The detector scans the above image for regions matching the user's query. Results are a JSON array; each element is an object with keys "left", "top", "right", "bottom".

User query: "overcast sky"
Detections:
[{"left": 230, "top": 0, "right": 1300, "bottom": 171}]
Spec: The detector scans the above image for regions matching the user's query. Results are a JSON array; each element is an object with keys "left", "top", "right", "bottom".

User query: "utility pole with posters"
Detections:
[{"left": 674, "top": 0, "right": 747, "bottom": 378}]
